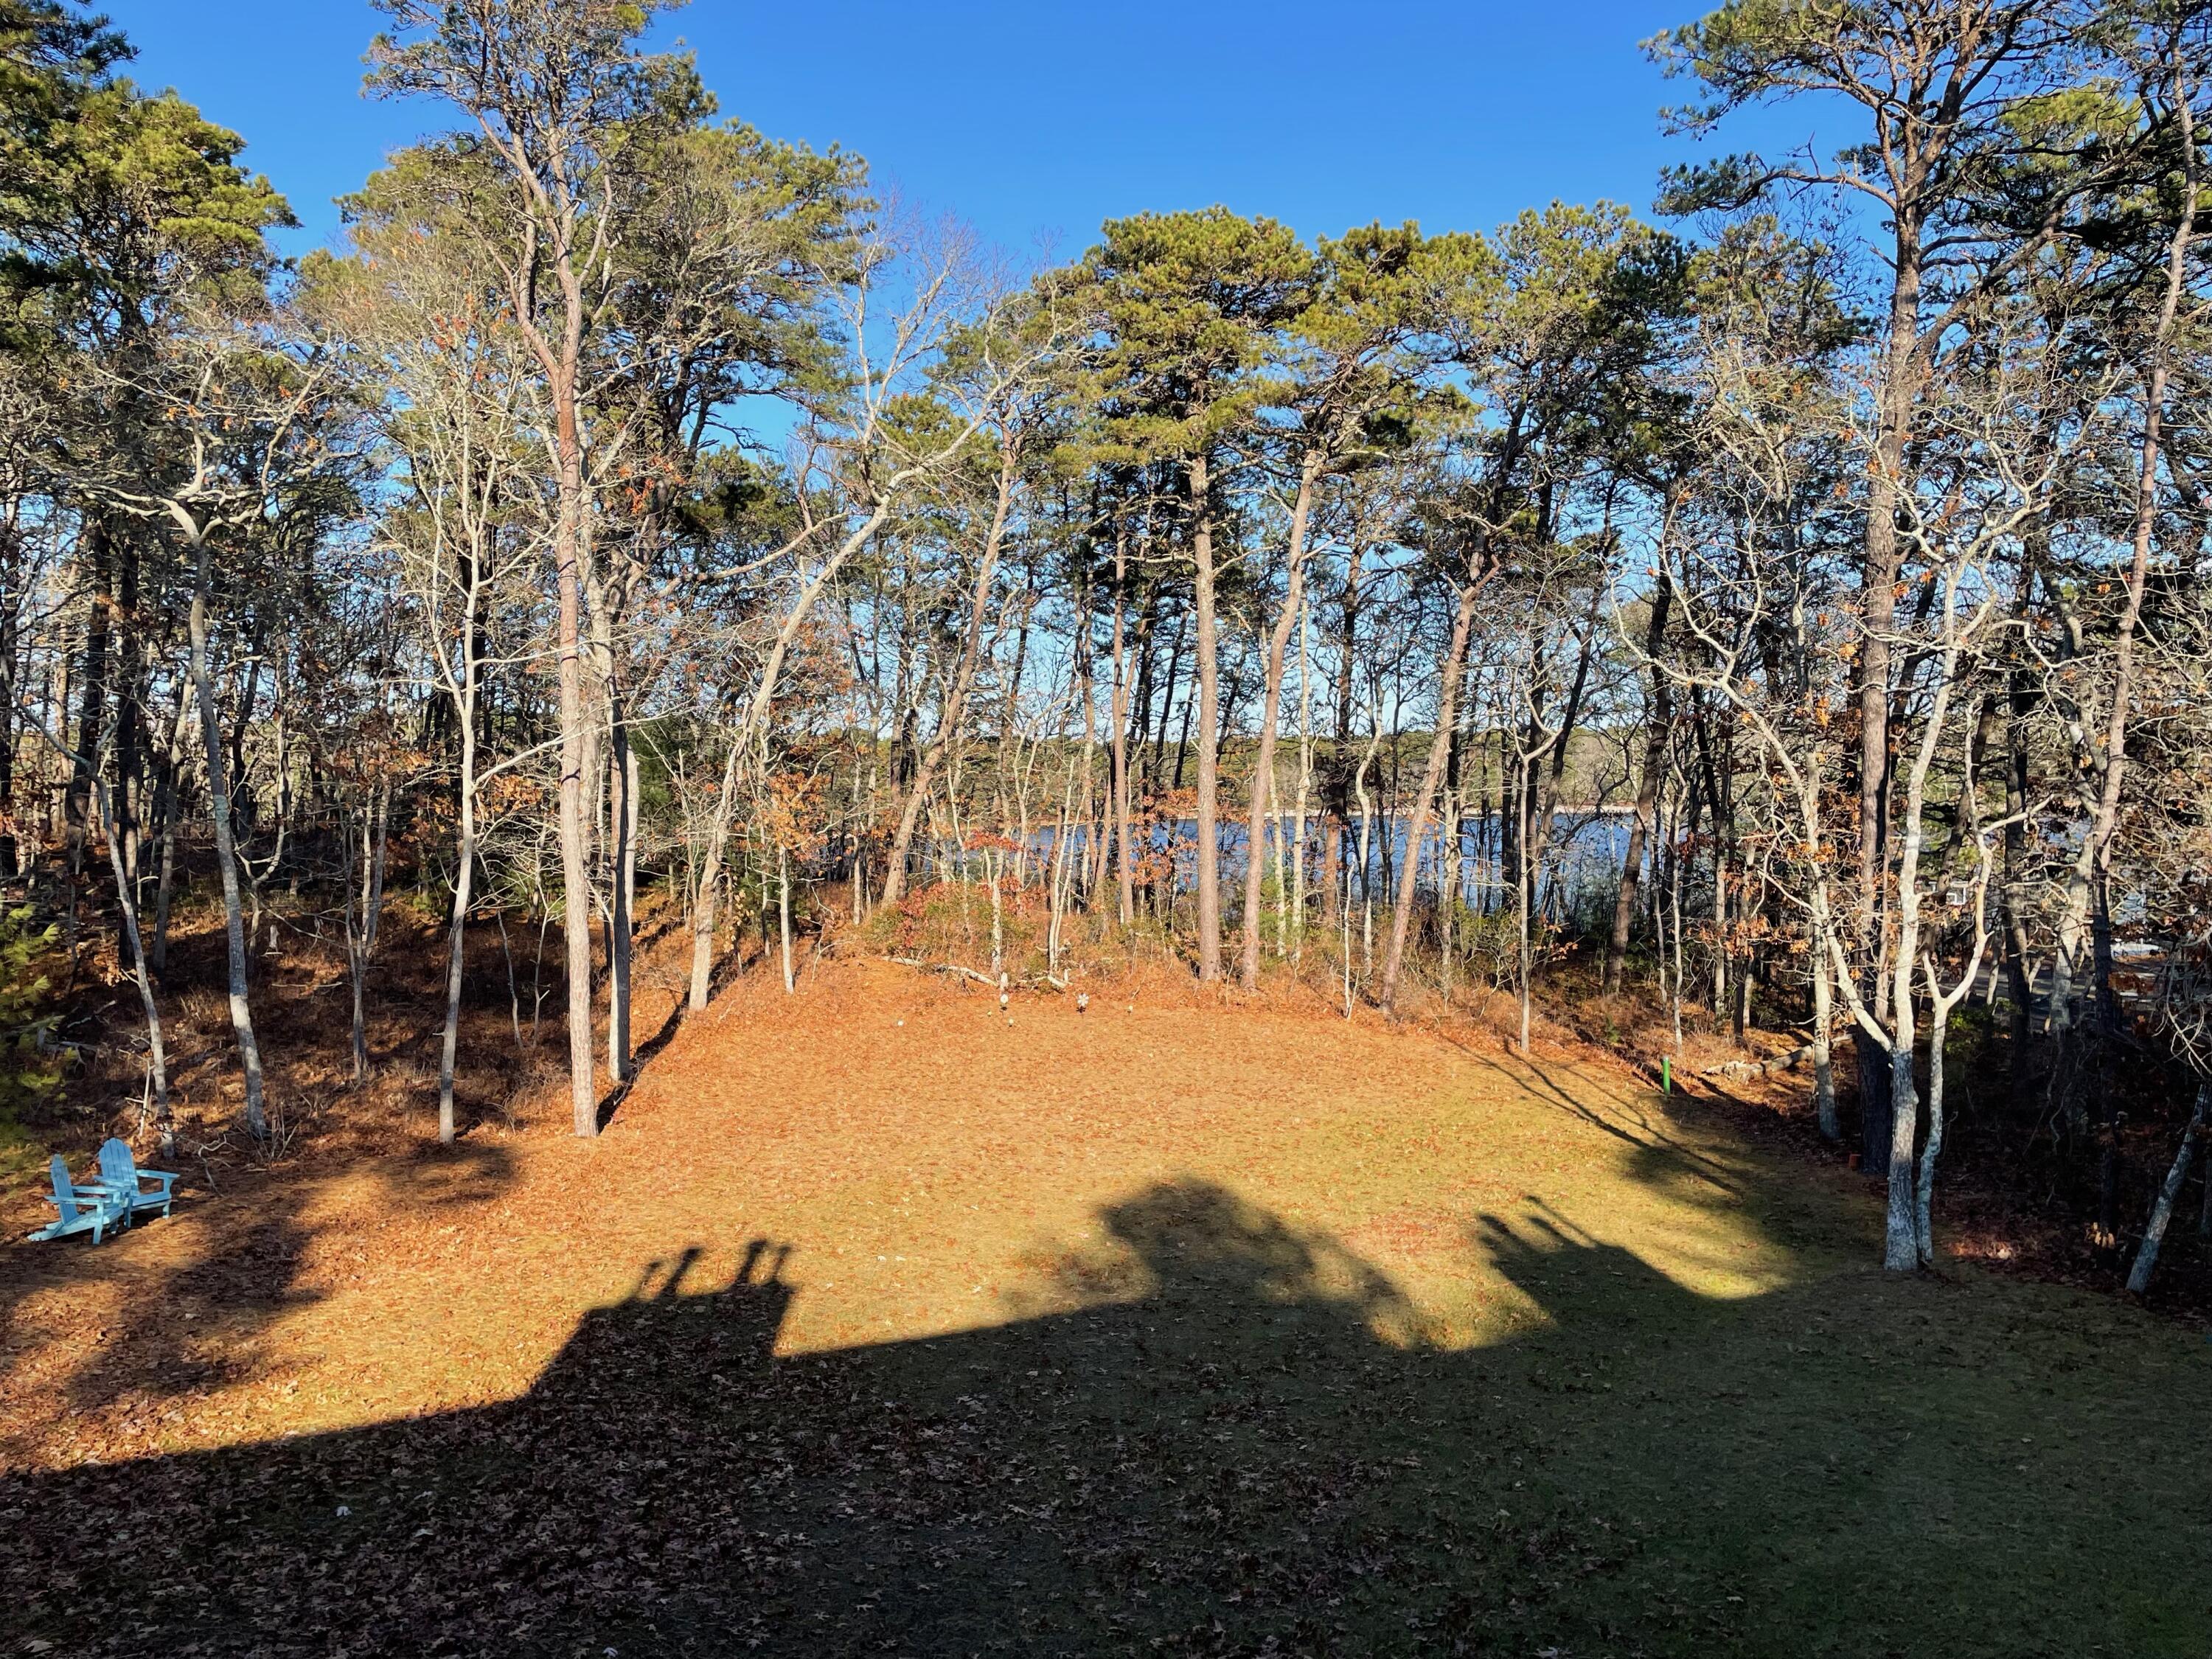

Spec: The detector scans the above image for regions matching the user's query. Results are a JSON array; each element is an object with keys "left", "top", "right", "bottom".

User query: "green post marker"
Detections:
[{"left": 1662, "top": 1056, "right": 1672, "bottom": 1095}]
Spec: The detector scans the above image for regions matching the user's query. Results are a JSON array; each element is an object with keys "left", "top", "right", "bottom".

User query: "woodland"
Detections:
[
  {"left": 2, "top": 4, "right": 2212, "bottom": 1644},
  {"left": 5, "top": 0, "right": 2212, "bottom": 1651},
  {"left": 5, "top": 0, "right": 2212, "bottom": 1290}
]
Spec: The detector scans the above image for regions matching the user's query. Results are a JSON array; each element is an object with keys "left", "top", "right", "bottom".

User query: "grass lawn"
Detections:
[{"left": 1, "top": 960, "right": 2205, "bottom": 1656}]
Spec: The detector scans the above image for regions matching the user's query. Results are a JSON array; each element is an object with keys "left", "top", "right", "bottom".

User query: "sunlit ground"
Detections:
[{"left": 2, "top": 962, "right": 2205, "bottom": 1655}]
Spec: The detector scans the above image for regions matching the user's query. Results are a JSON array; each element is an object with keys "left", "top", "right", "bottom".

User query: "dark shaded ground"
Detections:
[
  {"left": 1531, "top": 947, "right": 2212, "bottom": 1324},
  {"left": 2, "top": 1177, "right": 2205, "bottom": 1659}
]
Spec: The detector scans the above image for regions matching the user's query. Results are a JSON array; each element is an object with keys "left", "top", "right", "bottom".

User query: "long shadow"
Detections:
[
  {"left": 1, "top": 1178, "right": 2207, "bottom": 1658},
  {"left": 706, "top": 940, "right": 757, "bottom": 1003},
  {"left": 1452, "top": 1035, "right": 1744, "bottom": 1197},
  {"left": 597, "top": 994, "right": 690, "bottom": 1132}
]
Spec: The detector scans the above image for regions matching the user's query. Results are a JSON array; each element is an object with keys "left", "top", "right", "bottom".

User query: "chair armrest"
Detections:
[{"left": 62, "top": 1186, "right": 132, "bottom": 1217}]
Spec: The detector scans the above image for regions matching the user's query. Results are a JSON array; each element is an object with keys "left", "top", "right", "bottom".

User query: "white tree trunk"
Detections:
[
  {"left": 188, "top": 542, "right": 267, "bottom": 1140},
  {"left": 2127, "top": 1085, "right": 2208, "bottom": 1295}
]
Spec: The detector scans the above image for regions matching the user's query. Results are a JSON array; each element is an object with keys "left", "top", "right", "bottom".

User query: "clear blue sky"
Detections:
[{"left": 94, "top": 1, "right": 1812, "bottom": 261}]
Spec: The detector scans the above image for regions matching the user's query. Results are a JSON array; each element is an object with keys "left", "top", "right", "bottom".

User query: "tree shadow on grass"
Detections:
[
  {"left": 1, "top": 1176, "right": 2207, "bottom": 1658},
  {"left": 1453, "top": 1038, "right": 1744, "bottom": 1197}
]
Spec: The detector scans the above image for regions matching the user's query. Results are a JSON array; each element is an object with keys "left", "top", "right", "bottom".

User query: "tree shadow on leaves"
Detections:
[{"left": 0, "top": 1138, "right": 519, "bottom": 1461}]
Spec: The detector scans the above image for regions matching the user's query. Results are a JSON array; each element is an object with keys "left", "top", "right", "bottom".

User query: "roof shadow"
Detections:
[{"left": 1, "top": 1176, "right": 2205, "bottom": 1656}]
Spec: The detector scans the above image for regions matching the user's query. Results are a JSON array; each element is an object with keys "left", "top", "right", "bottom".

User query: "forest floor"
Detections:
[{"left": 1, "top": 945, "right": 2208, "bottom": 1656}]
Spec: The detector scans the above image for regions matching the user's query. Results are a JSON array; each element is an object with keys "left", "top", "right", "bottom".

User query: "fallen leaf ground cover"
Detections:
[{"left": 1, "top": 959, "right": 2206, "bottom": 1656}]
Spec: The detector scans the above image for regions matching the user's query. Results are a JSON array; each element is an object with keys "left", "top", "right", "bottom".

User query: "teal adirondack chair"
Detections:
[
  {"left": 27, "top": 1154, "right": 131, "bottom": 1245},
  {"left": 90, "top": 1138, "right": 179, "bottom": 1221}
]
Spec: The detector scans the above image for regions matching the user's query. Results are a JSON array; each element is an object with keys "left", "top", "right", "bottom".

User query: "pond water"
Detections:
[{"left": 922, "top": 810, "right": 1640, "bottom": 914}]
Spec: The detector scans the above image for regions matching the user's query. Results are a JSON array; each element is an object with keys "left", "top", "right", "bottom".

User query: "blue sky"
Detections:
[{"left": 97, "top": 1, "right": 1813, "bottom": 261}]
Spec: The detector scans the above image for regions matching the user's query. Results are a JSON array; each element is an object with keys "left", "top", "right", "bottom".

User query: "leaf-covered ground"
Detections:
[{"left": 1, "top": 961, "right": 2205, "bottom": 1656}]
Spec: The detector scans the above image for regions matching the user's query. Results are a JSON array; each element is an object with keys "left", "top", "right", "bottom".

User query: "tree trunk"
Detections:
[
  {"left": 113, "top": 529, "right": 144, "bottom": 950},
  {"left": 1110, "top": 526, "right": 1135, "bottom": 927},
  {"left": 1605, "top": 566, "right": 1674, "bottom": 995},
  {"left": 554, "top": 439, "right": 597, "bottom": 1138},
  {"left": 1857, "top": 221, "right": 1927, "bottom": 1175},
  {"left": 778, "top": 844, "right": 794, "bottom": 993},
  {"left": 0, "top": 507, "right": 19, "bottom": 884},
  {"left": 606, "top": 717, "right": 635, "bottom": 1082},
  {"left": 1518, "top": 759, "right": 1534, "bottom": 1054},
  {"left": 1326, "top": 544, "right": 1366, "bottom": 928},
  {"left": 688, "top": 501, "right": 897, "bottom": 1009},
  {"left": 2126, "top": 1084, "right": 2208, "bottom": 1297},
  {"left": 689, "top": 737, "right": 743, "bottom": 1012},
  {"left": 29, "top": 681, "right": 172, "bottom": 1150},
  {"left": 66, "top": 515, "right": 112, "bottom": 879},
  {"left": 1882, "top": 1034, "right": 1920, "bottom": 1272},
  {"left": 1379, "top": 569, "right": 1481, "bottom": 1014},
  {"left": 1239, "top": 451, "right": 1322, "bottom": 991},
  {"left": 882, "top": 448, "right": 1016, "bottom": 904},
  {"left": 1190, "top": 451, "right": 1224, "bottom": 982},
  {"left": 439, "top": 734, "right": 476, "bottom": 1145},
  {"left": 1811, "top": 942, "right": 1839, "bottom": 1141},
  {"left": 1917, "top": 990, "right": 1952, "bottom": 1267},
  {"left": 187, "top": 540, "right": 268, "bottom": 1140},
  {"left": 348, "top": 785, "right": 390, "bottom": 1085},
  {"left": 2051, "top": 60, "right": 2197, "bottom": 1164},
  {"left": 100, "top": 770, "right": 169, "bottom": 1153},
  {"left": 148, "top": 681, "right": 189, "bottom": 978}
]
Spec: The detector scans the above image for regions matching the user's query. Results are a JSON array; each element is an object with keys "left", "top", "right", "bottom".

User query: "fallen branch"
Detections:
[
  {"left": 883, "top": 955, "right": 995, "bottom": 987},
  {"left": 1701, "top": 1039, "right": 1818, "bottom": 1082},
  {"left": 882, "top": 956, "right": 1072, "bottom": 993}
]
